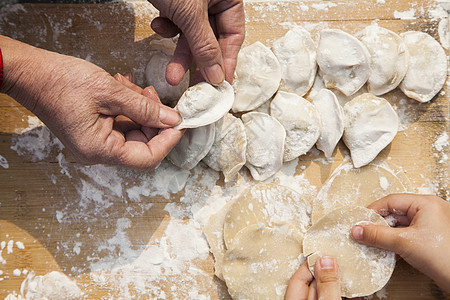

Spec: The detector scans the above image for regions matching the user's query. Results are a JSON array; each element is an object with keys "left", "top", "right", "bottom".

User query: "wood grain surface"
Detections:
[{"left": 0, "top": 0, "right": 449, "bottom": 299}]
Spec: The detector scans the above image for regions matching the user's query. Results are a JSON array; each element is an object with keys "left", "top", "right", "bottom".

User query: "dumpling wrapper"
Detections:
[
  {"left": 343, "top": 93, "right": 398, "bottom": 168},
  {"left": 175, "top": 81, "right": 234, "bottom": 129},
  {"left": 303, "top": 206, "right": 396, "bottom": 298},
  {"left": 357, "top": 25, "right": 409, "bottom": 96},
  {"left": 167, "top": 124, "right": 215, "bottom": 170},
  {"left": 311, "top": 162, "right": 408, "bottom": 223},
  {"left": 203, "top": 113, "right": 247, "bottom": 182},
  {"left": 311, "top": 89, "right": 344, "bottom": 158},
  {"left": 223, "top": 223, "right": 304, "bottom": 300},
  {"left": 242, "top": 112, "right": 285, "bottom": 181},
  {"left": 223, "top": 183, "right": 311, "bottom": 249},
  {"left": 271, "top": 91, "right": 321, "bottom": 161},
  {"left": 232, "top": 42, "right": 281, "bottom": 112},
  {"left": 145, "top": 38, "right": 189, "bottom": 107},
  {"left": 317, "top": 29, "right": 371, "bottom": 96},
  {"left": 272, "top": 26, "right": 317, "bottom": 96},
  {"left": 399, "top": 31, "right": 448, "bottom": 103}
]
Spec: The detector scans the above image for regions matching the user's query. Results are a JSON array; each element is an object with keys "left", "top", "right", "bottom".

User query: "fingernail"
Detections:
[
  {"left": 320, "top": 256, "right": 335, "bottom": 270},
  {"left": 159, "top": 107, "right": 181, "bottom": 126},
  {"left": 352, "top": 225, "right": 364, "bottom": 240},
  {"left": 203, "top": 64, "right": 224, "bottom": 85}
]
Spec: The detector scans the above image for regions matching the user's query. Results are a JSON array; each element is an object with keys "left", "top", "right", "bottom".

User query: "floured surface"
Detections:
[{"left": 0, "top": 0, "right": 448, "bottom": 299}]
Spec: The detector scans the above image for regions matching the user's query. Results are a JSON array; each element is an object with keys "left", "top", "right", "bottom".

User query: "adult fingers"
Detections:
[
  {"left": 113, "top": 73, "right": 143, "bottom": 94},
  {"left": 314, "top": 256, "right": 341, "bottom": 300},
  {"left": 285, "top": 261, "right": 314, "bottom": 300},
  {"left": 151, "top": 17, "right": 181, "bottom": 38},
  {"left": 166, "top": 34, "right": 193, "bottom": 86},
  {"left": 143, "top": 86, "right": 163, "bottom": 104},
  {"left": 367, "top": 193, "right": 426, "bottom": 222}
]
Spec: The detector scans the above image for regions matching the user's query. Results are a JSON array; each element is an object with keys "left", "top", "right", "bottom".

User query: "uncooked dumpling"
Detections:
[
  {"left": 317, "top": 29, "right": 371, "bottom": 96},
  {"left": 223, "top": 223, "right": 304, "bottom": 300},
  {"left": 272, "top": 26, "right": 317, "bottom": 96},
  {"left": 203, "top": 113, "right": 247, "bottom": 182},
  {"left": 242, "top": 112, "right": 285, "bottom": 181},
  {"left": 145, "top": 38, "right": 190, "bottom": 107},
  {"left": 175, "top": 81, "right": 234, "bottom": 129},
  {"left": 343, "top": 93, "right": 398, "bottom": 168},
  {"left": 223, "top": 183, "right": 311, "bottom": 249},
  {"left": 311, "top": 89, "right": 344, "bottom": 158},
  {"left": 270, "top": 91, "right": 321, "bottom": 162},
  {"left": 399, "top": 31, "right": 448, "bottom": 103},
  {"left": 167, "top": 124, "right": 215, "bottom": 170},
  {"left": 303, "top": 206, "right": 396, "bottom": 298},
  {"left": 311, "top": 162, "right": 408, "bottom": 223},
  {"left": 232, "top": 42, "right": 281, "bottom": 112},
  {"left": 357, "top": 25, "right": 409, "bottom": 96}
]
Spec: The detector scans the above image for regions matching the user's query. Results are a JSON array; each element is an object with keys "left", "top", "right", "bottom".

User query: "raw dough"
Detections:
[
  {"left": 303, "top": 206, "right": 396, "bottom": 298},
  {"left": 311, "top": 162, "right": 408, "bottom": 223},
  {"left": 232, "top": 42, "right": 281, "bottom": 112},
  {"left": 175, "top": 81, "right": 234, "bottom": 129},
  {"left": 223, "top": 183, "right": 311, "bottom": 249},
  {"left": 242, "top": 112, "right": 285, "bottom": 181},
  {"left": 145, "top": 38, "right": 190, "bottom": 107},
  {"left": 272, "top": 26, "right": 317, "bottom": 96},
  {"left": 317, "top": 29, "right": 371, "bottom": 96},
  {"left": 399, "top": 31, "right": 448, "bottom": 103},
  {"left": 270, "top": 91, "right": 321, "bottom": 162},
  {"left": 357, "top": 25, "right": 409, "bottom": 96},
  {"left": 223, "top": 223, "right": 304, "bottom": 300},
  {"left": 311, "top": 89, "right": 344, "bottom": 158},
  {"left": 203, "top": 113, "right": 247, "bottom": 182},
  {"left": 343, "top": 93, "right": 399, "bottom": 168},
  {"left": 167, "top": 124, "right": 215, "bottom": 170}
]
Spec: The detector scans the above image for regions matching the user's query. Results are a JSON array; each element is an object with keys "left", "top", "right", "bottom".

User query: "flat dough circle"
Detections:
[
  {"left": 223, "top": 223, "right": 304, "bottom": 300},
  {"left": 303, "top": 206, "right": 396, "bottom": 298},
  {"left": 223, "top": 183, "right": 311, "bottom": 249},
  {"left": 311, "top": 162, "right": 408, "bottom": 223}
]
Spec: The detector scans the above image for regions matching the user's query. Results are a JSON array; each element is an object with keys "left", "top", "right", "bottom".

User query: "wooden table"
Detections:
[{"left": 0, "top": 0, "right": 449, "bottom": 299}]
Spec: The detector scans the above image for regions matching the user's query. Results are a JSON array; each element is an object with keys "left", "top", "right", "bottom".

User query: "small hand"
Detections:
[{"left": 352, "top": 194, "right": 450, "bottom": 292}]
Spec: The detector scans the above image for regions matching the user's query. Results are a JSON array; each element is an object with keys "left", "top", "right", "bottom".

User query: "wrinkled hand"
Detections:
[
  {"left": 285, "top": 256, "right": 341, "bottom": 300},
  {"left": 2, "top": 37, "right": 184, "bottom": 169},
  {"left": 149, "top": 0, "right": 245, "bottom": 85},
  {"left": 352, "top": 194, "right": 450, "bottom": 292}
]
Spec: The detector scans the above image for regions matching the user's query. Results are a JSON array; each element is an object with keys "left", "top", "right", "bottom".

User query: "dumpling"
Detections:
[
  {"left": 167, "top": 124, "right": 215, "bottom": 170},
  {"left": 270, "top": 91, "right": 321, "bottom": 161},
  {"left": 357, "top": 25, "right": 409, "bottom": 96},
  {"left": 317, "top": 29, "right": 371, "bottom": 96},
  {"left": 232, "top": 42, "right": 281, "bottom": 112},
  {"left": 343, "top": 93, "right": 399, "bottom": 168},
  {"left": 272, "top": 26, "right": 317, "bottom": 96},
  {"left": 399, "top": 31, "right": 448, "bottom": 103},
  {"left": 203, "top": 113, "right": 247, "bottom": 182},
  {"left": 311, "top": 89, "right": 344, "bottom": 158},
  {"left": 175, "top": 81, "right": 234, "bottom": 129},
  {"left": 145, "top": 38, "right": 190, "bottom": 107},
  {"left": 242, "top": 112, "right": 285, "bottom": 181}
]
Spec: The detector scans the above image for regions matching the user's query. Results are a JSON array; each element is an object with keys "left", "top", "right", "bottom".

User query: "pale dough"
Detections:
[
  {"left": 303, "top": 206, "right": 396, "bottom": 298},
  {"left": 223, "top": 183, "right": 311, "bottom": 249},
  {"left": 311, "top": 162, "right": 408, "bottom": 224},
  {"left": 223, "top": 223, "right": 304, "bottom": 300}
]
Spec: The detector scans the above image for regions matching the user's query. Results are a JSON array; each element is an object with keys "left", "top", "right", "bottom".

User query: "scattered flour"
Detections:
[
  {"left": 0, "top": 154, "right": 9, "bottom": 169},
  {"left": 394, "top": 9, "right": 417, "bottom": 19}
]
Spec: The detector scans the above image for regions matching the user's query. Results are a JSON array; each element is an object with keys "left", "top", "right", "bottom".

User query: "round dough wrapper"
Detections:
[
  {"left": 399, "top": 31, "right": 448, "bottom": 103},
  {"left": 303, "top": 206, "right": 396, "bottom": 298},
  {"left": 311, "top": 162, "right": 408, "bottom": 224},
  {"left": 223, "top": 223, "right": 304, "bottom": 300},
  {"left": 223, "top": 183, "right": 311, "bottom": 249},
  {"left": 203, "top": 113, "right": 247, "bottom": 182},
  {"left": 232, "top": 42, "right": 281, "bottom": 112}
]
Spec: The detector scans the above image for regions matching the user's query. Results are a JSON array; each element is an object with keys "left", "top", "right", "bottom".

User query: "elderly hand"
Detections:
[
  {"left": 149, "top": 0, "right": 245, "bottom": 85},
  {"left": 285, "top": 256, "right": 341, "bottom": 300},
  {"left": 352, "top": 194, "right": 450, "bottom": 292},
  {"left": 2, "top": 36, "right": 183, "bottom": 169}
]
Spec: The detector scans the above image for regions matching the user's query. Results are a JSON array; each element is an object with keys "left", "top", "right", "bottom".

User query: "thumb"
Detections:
[
  {"left": 352, "top": 222, "right": 404, "bottom": 253},
  {"left": 314, "top": 256, "right": 341, "bottom": 300}
]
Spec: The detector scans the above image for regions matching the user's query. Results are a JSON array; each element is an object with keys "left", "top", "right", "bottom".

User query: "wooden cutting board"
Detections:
[{"left": 0, "top": 0, "right": 448, "bottom": 298}]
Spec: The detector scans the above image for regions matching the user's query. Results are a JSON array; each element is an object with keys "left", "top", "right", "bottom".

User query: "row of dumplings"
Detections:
[{"left": 145, "top": 25, "right": 447, "bottom": 181}]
